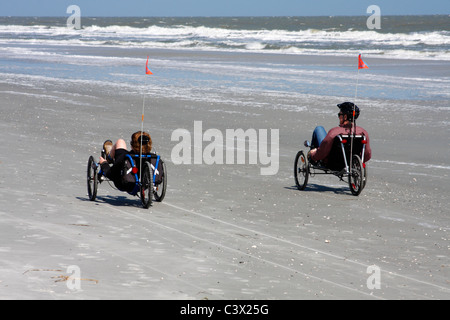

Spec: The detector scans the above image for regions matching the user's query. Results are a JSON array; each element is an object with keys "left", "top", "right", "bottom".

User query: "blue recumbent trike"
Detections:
[{"left": 87, "top": 152, "right": 167, "bottom": 208}]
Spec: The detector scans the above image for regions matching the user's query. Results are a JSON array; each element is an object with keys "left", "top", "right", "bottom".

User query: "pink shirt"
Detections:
[{"left": 312, "top": 124, "right": 372, "bottom": 163}]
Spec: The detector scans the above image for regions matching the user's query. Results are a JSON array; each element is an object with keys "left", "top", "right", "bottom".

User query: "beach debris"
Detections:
[
  {"left": 23, "top": 268, "right": 62, "bottom": 274},
  {"left": 52, "top": 275, "right": 99, "bottom": 284},
  {"left": 23, "top": 268, "right": 99, "bottom": 284}
]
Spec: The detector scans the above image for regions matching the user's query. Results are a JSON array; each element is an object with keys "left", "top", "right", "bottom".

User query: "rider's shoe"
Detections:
[
  {"left": 101, "top": 140, "right": 113, "bottom": 164},
  {"left": 307, "top": 151, "right": 316, "bottom": 166}
]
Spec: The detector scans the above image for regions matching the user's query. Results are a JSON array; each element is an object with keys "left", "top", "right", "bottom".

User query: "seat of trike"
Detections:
[
  {"left": 127, "top": 152, "right": 164, "bottom": 184},
  {"left": 321, "top": 134, "right": 367, "bottom": 171}
]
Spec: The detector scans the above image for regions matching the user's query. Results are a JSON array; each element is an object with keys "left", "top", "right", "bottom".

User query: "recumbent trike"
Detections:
[
  {"left": 87, "top": 152, "right": 167, "bottom": 208},
  {"left": 294, "top": 134, "right": 368, "bottom": 196}
]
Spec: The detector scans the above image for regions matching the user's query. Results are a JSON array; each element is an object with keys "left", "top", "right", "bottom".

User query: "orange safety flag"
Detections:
[
  {"left": 358, "top": 54, "right": 369, "bottom": 69},
  {"left": 145, "top": 56, "right": 153, "bottom": 75}
]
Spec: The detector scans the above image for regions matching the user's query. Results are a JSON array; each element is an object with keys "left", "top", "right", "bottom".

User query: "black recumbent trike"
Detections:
[
  {"left": 87, "top": 152, "right": 167, "bottom": 208},
  {"left": 294, "top": 134, "right": 368, "bottom": 196}
]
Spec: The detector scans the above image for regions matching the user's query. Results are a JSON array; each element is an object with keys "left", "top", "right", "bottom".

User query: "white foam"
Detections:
[{"left": 0, "top": 24, "right": 449, "bottom": 60}]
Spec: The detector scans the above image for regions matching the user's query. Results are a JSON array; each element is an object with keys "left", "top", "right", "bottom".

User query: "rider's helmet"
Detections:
[{"left": 337, "top": 102, "right": 360, "bottom": 121}]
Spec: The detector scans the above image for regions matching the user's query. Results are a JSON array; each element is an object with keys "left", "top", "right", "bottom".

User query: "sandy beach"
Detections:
[{"left": 0, "top": 42, "right": 449, "bottom": 301}]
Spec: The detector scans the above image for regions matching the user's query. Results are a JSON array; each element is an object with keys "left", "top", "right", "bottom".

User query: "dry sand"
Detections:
[{"left": 0, "top": 58, "right": 449, "bottom": 300}]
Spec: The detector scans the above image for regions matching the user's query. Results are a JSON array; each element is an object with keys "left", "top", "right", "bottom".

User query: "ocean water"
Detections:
[
  {"left": 0, "top": 16, "right": 449, "bottom": 105},
  {"left": 1, "top": 16, "right": 449, "bottom": 59}
]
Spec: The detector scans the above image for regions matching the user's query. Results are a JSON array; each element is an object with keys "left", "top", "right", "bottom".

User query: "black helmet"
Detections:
[{"left": 337, "top": 102, "right": 360, "bottom": 121}]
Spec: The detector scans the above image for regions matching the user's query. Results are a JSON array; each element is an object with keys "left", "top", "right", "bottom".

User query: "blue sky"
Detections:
[{"left": 1, "top": 0, "right": 449, "bottom": 16}]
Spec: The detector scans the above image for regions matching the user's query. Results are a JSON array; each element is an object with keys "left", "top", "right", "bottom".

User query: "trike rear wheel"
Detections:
[
  {"left": 349, "top": 155, "right": 363, "bottom": 196},
  {"left": 153, "top": 160, "right": 167, "bottom": 202}
]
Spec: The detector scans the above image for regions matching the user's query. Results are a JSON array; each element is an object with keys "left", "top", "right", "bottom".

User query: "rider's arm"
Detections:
[
  {"left": 362, "top": 130, "right": 372, "bottom": 162},
  {"left": 99, "top": 158, "right": 112, "bottom": 178}
]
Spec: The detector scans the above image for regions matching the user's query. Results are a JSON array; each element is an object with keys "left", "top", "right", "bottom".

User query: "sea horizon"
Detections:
[{"left": 1, "top": 13, "right": 449, "bottom": 17}]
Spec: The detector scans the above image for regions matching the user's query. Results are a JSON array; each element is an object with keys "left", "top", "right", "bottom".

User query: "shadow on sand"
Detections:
[
  {"left": 285, "top": 183, "right": 350, "bottom": 195},
  {"left": 77, "top": 195, "right": 145, "bottom": 208}
]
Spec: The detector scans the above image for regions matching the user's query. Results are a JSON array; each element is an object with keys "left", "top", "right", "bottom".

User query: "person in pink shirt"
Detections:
[{"left": 308, "top": 102, "right": 372, "bottom": 167}]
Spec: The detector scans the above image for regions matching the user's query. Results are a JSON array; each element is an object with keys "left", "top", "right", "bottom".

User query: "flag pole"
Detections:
[
  {"left": 350, "top": 54, "right": 368, "bottom": 174},
  {"left": 350, "top": 66, "right": 360, "bottom": 171},
  {"left": 140, "top": 56, "right": 153, "bottom": 183},
  {"left": 139, "top": 85, "right": 145, "bottom": 184}
]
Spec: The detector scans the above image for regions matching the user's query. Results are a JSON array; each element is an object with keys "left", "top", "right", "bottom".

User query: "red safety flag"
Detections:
[
  {"left": 358, "top": 54, "right": 369, "bottom": 69},
  {"left": 145, "top": 56, "right": 153, "bottom": 75}
]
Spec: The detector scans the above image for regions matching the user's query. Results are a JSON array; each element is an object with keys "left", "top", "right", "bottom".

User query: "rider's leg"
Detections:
[
  {"left": 311, "top": 126, "right": 327, "bottom": 149},
  {"left": 110, "top": 139, "right": 127, "bottom": 160}
]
